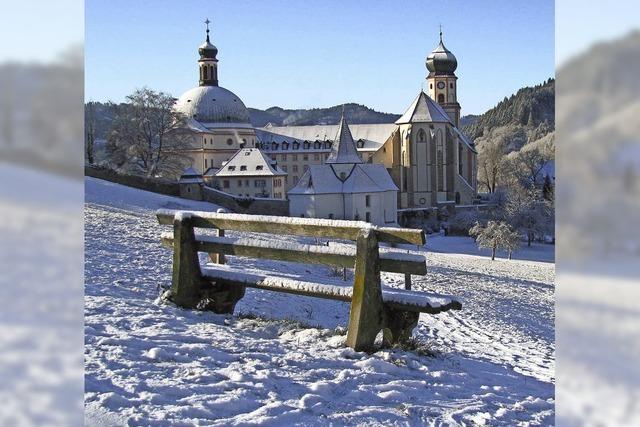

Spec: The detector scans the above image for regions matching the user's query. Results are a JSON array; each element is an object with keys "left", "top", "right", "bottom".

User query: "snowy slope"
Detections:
[{"left": 85, "top": 177, "right": 555, "bottom": 425}]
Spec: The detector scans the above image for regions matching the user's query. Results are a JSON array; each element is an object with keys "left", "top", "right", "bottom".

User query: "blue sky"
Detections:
[{"left": 85, "top": 0, "right": 554, "bottom": 115}]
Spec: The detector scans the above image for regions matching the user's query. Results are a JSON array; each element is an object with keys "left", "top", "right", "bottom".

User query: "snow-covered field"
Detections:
[{"left": 85, "top": 177, "right": 555, "bottom": 426}]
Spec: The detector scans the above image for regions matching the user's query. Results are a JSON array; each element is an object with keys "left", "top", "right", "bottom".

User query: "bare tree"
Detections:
[
  {"left": 106, "top": 87, "right": 193, "bottom": 178},
  {"left": 85, "top": 101, "right": 95, "bottom": 165},
  {"left": 469, "top": 220, "right": 520, "bottom": 260},
  {"left": 504, "top": 184, "right": 553, "bottom": 246},
  {"left": 477, "top": 136, "right": 507, "bottom": 193}
]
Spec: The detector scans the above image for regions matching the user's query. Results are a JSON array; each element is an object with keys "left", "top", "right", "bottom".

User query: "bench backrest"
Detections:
[{"left": 156, "top": 209, "right": 425, "bottom": 245}]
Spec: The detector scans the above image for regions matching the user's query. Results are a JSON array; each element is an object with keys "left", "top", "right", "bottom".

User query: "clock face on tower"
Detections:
[{"left": 437, "top": 81, "right": 446, "bottom": 89}]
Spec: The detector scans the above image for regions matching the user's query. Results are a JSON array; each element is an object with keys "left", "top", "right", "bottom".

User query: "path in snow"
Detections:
[{"left": 85, "top": 177, "right": 554, "bottom": 425}]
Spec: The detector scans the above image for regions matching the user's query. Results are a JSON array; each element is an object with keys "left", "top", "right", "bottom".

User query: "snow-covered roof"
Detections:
[
  {"left": 179, "top": 167, "right": 204, "bottom": 184},
  {"left": 326, "top": 114, "right": 363, "bottom": 164},
  {"left": 215, "top": 148, "right": 287, "bottom": 177},
  {"left": 395, "top": 91, "right": 452, "bottom": 124},
  {"left": 256, "top": 123, "right": 396, "bottom": 153},
  {"left": 288, "top": 163, "right": 398, "bottom": 195},
  {"left": 452, "top": 127, "right": 477, "bottom": 153}
]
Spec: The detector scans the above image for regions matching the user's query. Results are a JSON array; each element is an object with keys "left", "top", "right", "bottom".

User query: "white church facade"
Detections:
[
  {"left": 174, "top": 22, "right": 477, "bottom": 216},
  {"left": 288, "top": 114, "right": 398, "bottom": 225}
]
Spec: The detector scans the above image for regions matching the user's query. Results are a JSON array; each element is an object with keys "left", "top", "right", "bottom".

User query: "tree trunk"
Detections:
[
  {"left": 527, "top": 233, "right": 532, "bottom": 247},
  {"left": 491, "top": 246, "right": 496, "bottom": 261},
  {"left": 508, "top": 250, "right": 512, "bottom": 260}
]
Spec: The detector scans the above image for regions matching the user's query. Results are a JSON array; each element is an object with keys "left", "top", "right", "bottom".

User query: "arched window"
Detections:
[
  {"left": 438, "top": 93, "right": 445, "bottom": 103},
  {"left": 437, "top": 138, "right": 444, "bottom": 192},
  {"left": 204, "top": 66, "right": 208, "bottom": 80},
  {"left": 418, "top": 129, "right": 426, "bottom": 142}
]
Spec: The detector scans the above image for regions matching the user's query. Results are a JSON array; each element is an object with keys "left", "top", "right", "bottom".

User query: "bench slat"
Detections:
[
  {"left": 160, "top": 233, "right": 427, "bottom": 275},
  {"left": 156, "top": 209, "right": 425, "bottom": 245},
  {"left": 200, "top": 265, "right": 461, "bottom": 314}
]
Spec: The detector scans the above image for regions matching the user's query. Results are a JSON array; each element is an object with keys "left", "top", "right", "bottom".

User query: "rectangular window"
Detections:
[
  {"left": 223, "top": 180, "right": 229, "bottom": 188},
  {"left": 303, "top": 155, "right": 308, "bottom": 161},
  {"left": 292, "top": 154, "right": 298, "bottom": 161},
  {"left": 314, "top": 154, "right": 320, "bottom": 161},
  {"left": 282, "top": 166, "right": 288, "bottom": 172},
  {"left": 365, "top": 212, "right": 371, "bottom": 223},
  {"left": 238, "top": 180, "right": 243, "bottom": 187},
  {"left": 328, "top": 213, "right": 334, "bottom": 219},
  {"left": 292, "top": 165, "right": 298, "bottom": 172},
  {"left": 293, "top": 175, "right": 298, "bottom": 183},
  {"left": 204, "top": 158, "right": 208, "bottom": 168},
  {"left": 365, "top": 195, "right": 371, "bottom": 207}
]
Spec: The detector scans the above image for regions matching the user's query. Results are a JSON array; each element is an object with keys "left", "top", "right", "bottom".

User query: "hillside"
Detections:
[
  {"left": 462, "top": 79, "right": 555, "bottom": 152},
  {"left": 84, "top": 176, "right": 554, "bottom": 425},
  {"left": 249, "top": 103, "right": 399, "bottom": 127}
]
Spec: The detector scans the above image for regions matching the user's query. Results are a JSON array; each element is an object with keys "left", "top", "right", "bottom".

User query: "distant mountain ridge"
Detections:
[
  {"left": 249, "top": 103, "right": 400, "bottom": 127},
  {"left": 463, "top": 78, "right": 555, "bottom": 143}
]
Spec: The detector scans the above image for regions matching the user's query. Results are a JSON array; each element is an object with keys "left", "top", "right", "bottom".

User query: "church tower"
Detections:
[
  {"left": 198, "top": 18, "right": 219, "bottom": 86},
  {"left": 426, "top": 28, "right": 461, "bottom": 127}
]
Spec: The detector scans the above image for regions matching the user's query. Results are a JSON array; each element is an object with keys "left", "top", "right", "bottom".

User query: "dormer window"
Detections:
[
  {"left": 240, "top": 166, "right": 247, "bottom": 171},
  {"left": 256, "top": 165, "right": 263, "bottom": 170},
  {"left": 282, "top": 142, "right": 289, "bottom": 150},
  {"left": 303, "top": 141, "right": 310, "bottom": 149},
  {"left": 293, "top": 142, "right": 300, "bottom": 150},
  {"left": 272, "top": 142, "right": 278, "bottom": 150},
  {"left": 228, "top": 166, "right": 236, "bottom": 171}
]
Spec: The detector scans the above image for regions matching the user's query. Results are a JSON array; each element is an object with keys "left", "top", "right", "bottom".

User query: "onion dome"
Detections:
[
  {"left": 426, "top": 30, "right": 457, "bottom": 75},
  {"left": 198, "top": 18, "right": 218, "bottom": 59}
]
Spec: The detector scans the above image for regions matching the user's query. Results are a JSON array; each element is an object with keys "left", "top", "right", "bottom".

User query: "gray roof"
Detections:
[
  {"left": 326, "top": 115, "right": 363, "bottom": 164},
  {"left": 288, "top": 163, "right": 398, "bottom": 195},
  {"left": 215, "top": 148, "right": 286, "bottom": 177},
  {"left": 257, "top": 123, "right": 396, "bottom": 152},
  {"left": 179, "top": 167, "right": 204, "bottom": 183},
  {"left": 175, "top": 85, "right": 251, "bottom": 128},
  {"left": 395, "top": 91, "right": 452, "bottom": 124}
]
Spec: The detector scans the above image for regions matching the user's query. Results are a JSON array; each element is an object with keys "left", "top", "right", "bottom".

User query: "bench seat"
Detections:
[{"left": 200, "top": 264, "right": 461, "bottom": 314}]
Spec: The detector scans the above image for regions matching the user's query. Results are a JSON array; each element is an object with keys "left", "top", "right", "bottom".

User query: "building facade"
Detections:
[
  {"left": 174, "top": 21, "right": 257, "bottom": 173},
  {"left": 211, "top": 148, "right": 287, "bottom": 199},
  {"left": 174, "top": 24, "right": 476, "bottom": 210}
]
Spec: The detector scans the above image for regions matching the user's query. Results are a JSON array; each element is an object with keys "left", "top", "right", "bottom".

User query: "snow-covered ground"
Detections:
[{"left": 85, "top": 177, "right": 555, "bottom": 425}]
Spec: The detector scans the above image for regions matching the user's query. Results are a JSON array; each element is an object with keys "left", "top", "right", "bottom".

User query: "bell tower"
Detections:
[
  {"left": 198, "top": 18, "right": 219, "bottom": 86},
  {"left": 426, "top": 27, "right": 461, "bottom": 127}
]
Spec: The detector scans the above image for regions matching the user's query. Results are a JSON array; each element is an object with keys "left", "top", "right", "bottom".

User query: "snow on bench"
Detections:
[
  {"left": 200, "top": 264, "right": 461, "bottom": 314},
  {"left": 159, "top": 231, "right": 428, "bottom": 275}
]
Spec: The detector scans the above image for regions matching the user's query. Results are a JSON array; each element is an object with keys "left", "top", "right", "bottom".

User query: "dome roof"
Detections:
[
  {"left": 175, "top": 85, "right": 251, "bottom": 126},
  {"left": 426, "top": 39, "right": 457, "bottom": 74},
  {"left": 198, "top": 40, "right": 218, "bottom": 59}
]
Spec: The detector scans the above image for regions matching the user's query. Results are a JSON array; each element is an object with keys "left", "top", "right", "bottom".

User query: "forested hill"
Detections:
[
  {"left": 249, "top": 103, "right": 400, "bottom": 127},
  {"left": 462, "top": 78, "right": 555, "bottom": 146}
]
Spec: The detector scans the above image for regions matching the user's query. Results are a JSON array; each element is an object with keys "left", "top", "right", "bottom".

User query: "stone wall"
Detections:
[
  {"left": 85, "top": 165, "right": 180, "bottom": 196},
  {"left": 202, "top": 185, "right": 289, "bottom": 215}
]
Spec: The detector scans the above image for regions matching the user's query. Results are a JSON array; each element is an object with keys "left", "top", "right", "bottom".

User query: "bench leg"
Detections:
[
  {"left": 170, "top": 215, "right": 207, "bottom": 309},
  {"left": 199, "top": 281, "right": 245, "bottom": 314},
  {"left": 382, "top": 308, "right": 420, "bottom": 346},
  {"left": 346, "top": 228, "right": 384, "bottom": 352}
]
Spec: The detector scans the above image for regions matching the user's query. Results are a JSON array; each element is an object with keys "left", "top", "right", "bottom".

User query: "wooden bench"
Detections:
[{"left": 156, "top": 209, "right": 461, "bottom": 351}]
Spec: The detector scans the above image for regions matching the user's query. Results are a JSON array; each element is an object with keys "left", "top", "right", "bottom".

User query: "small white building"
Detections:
[
  {"left": 288, "top": 114, "right": 398, "bottom": 225},
  {"left": 212, "top": 148, "right": 287, "bottom": 199}
]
